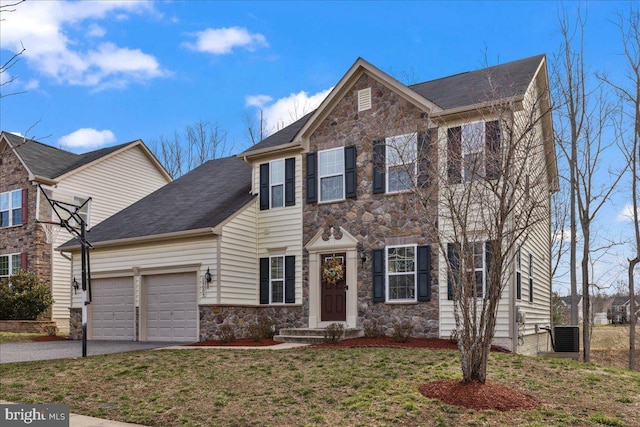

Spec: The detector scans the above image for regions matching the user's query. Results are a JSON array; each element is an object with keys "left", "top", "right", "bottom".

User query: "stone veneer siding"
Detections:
[
  {"left": 303, "top": 73, "right": 440, "bottom": 338},
  {"left": 69, "top": 308, "right": 82, "bottom": 340},
  {"left": 0, "top": 147, "right": 52, "bottom": 300},
  {"left": 199, "top": 305, "right": 306, "bottom": 341}
]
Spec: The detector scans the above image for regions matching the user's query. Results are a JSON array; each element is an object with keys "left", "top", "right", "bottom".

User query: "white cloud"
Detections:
[
  {"left": 247, "top": 88, "right": 333, "bottom": 134},
  {"left": 183, "top": 26, "right": 268, "bottom": 55},
  {"left": 58, "top": 128, "right": 116, "bottom": 151},
  {"left": 617, "top": 204, "right": 636, "bottom": 222},
  {"left": 0, "top": 0, "right": 165, "bottom": 88},
  {"left": 24, "top": 79, "right": 40, "bottom": 90}
]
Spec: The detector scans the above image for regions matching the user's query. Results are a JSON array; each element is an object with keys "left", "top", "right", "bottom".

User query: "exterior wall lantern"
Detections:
[
  {"left": 204, "top": 268, "right": 212, "bottom": 286},
  {"left": 72, "top": 277, "right": 79, "bottom": 295},
  {"left": 357, "top": 242, "right": 367, "bottom": 266}
]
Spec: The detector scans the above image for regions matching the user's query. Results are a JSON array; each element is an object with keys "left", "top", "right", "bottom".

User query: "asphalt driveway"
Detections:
[{"left": 0, "top": 340, "right": 182, "bottom": 364}]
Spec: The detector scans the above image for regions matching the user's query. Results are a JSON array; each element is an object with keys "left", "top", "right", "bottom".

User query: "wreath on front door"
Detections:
[{"left": 322, "top": 257, "right": 345, "bottom": 286}]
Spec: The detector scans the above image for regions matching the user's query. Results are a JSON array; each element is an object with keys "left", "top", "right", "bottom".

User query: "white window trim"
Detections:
[
  {"left": 269, "top": 159, "right": 285, "bottom": 209},
  {"left": 269, "top": 255, "right": 285, "bottom": 305},
  {"left": 318, "top": 147, "right": 345, "bottom": 203},
  {"left": 386, "top": 244, "right": 417, "bottom": 303},
  {"left": 461, "top": 121, "right": 485, "bottom": 182},
  {"left": 0, "top": 189, "right": 22, "bottom": 228},
  {"left": 385, "top": 133, "right": 417, "bottom": 194},
  {"left": 0, "top": 253, "right": 21, "bottom": 278}
]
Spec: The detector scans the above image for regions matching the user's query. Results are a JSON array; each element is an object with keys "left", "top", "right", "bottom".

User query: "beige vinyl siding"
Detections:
[
  {"left": 218, "top": 201, "right": 258, "bottom": 304},
  {"left": 53, "top": 146, "right": 170, "bottom": 332},
  {"left": 254, "top": 154, "right": 304, "bottom": 304},
  {"left": 70, "top": 236, "right": 216, "bottom": 308}
]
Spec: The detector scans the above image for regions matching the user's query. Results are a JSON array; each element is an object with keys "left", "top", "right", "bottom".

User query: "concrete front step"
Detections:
[{"left": 274, "top": 328, "right": 363, "bottom": 344}]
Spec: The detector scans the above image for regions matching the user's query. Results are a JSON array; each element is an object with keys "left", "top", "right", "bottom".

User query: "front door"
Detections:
[{"left": 320, "top": 253, "right": 346, "bottom": 322}]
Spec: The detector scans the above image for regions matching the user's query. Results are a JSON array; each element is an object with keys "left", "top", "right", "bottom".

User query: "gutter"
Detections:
[
  {"left": 57, "top": 227, "right": 217, "bottom": 252},
  {"left": 240, "top": 141, "right": 302, "bottom": 161}
]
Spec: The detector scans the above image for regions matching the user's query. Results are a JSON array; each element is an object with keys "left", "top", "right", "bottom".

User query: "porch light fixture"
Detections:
[
  {"left": 357, "top": 242, "right": 367, "bottom": 266},
  {"left": 205, "top": 268, "right": 212, "bottom": 285},
  {"left": 72, "top": 277, "right": 79, "bottom": 295}
]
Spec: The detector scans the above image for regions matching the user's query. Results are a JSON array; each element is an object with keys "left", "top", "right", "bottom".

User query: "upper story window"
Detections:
[
  {"left": 0, "top": 253, "right": 22, "bottom": 278},
  {"left": 319, "top": 148, "right": 345, "bottom": 202},
  {"left": 448, "top": 120, "right": 501, "bottom": 183},
  {"left": 470, "top": 241, "right": 485, "bottom": 298},
  {"left": 447, "top": 241, "right": 494, "bottom": 300},
  {"left": 305, "top": 146, "right": 356, "bottom": 204},
  {"left": 259, "top": 158, "right": 295, "bottom": 210},
  {"left": 0, "top": 189, "right": 23, "bottom": 227},
  {"left": 386, "top": 133, "right": 417, "bottom": 193}
]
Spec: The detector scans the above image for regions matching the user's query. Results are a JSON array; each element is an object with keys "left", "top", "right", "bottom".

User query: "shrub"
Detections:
[
  {"left": 363, "top": 318, "right": 382, "bottom": 338},
  {"left": 246, "top": 322, "right": 263, "bottom": 342},
  {"left": 259, "top": 315, "right": 277, "bottom": 339},
  {"left": 392, "top": 321, "right": 413, "bottom": 343},
  {"left": 324, "top": 323, "right": 344, "bottom": 343},
  {"left": 44, "top": 325, "right": 59, "bottom": 336},
  {"left": 217, "top": 324, "right": 236, "bottom": 343},
  {"left": 0, "top": 270, "right": 54, "bottom": 320}
]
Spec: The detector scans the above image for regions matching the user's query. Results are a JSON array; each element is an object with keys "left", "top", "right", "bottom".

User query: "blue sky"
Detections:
[{"left": 1, "top": 0, "right": 637, "bottom": 294}]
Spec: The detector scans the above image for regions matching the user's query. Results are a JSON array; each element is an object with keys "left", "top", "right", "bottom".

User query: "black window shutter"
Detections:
[
  {"left": 372, "top": 249, "right": 385, "bottom": 302},
  {"left": 417, "top": 245, "right": 431, "bottom": 301},
  {"left": 259, "top": 163, "right": 269, "bottom": 210},
  {"left": 447, "top": 243, "right": 460, "bottom": 300},
  {"left": 447, "top": 127, "right": 462, "bottom": 184},
  {"left": 372, "top": 139, "right": 386, "bottom": 194},
  {"left": 285, "top": 158, "right": 295, "bottom": 206},
  {"left": 417, "top": 130, "right": 432, "bottom": 188},
  {"left": 485, "top": 121, "right": 501, "bottom": 179},
  {"left": 306, "top": 152, "right": 317, "bottom": 203},
  {"left": 21, "top": 188, "right": 28, "bottom": 224},
  {"left": 259, "top": 257, "right": 269, "bottom": 304},
  {"left": 344, "top": 146, "right": 357, "bottom": 198},
  {"left": 285, "top": 255, "right": 295, "bottom": 303},
  {"left": 485, "top": 240, "right": 495, "bottom": 293}
]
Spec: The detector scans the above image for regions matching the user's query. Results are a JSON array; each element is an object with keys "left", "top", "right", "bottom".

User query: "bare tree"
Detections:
[
  {"left": 150, "top": 120, "right": 231, "bottom": 178},
  {"left": 380, "top": 64, "right": 554, "bottom": 383},
  {"left": 601, "top": 7, "right": 640, "bottom": 370},
  {"left": 243, "top": 109, "right": 265, "bottom": 146},
  {"left": 0, "top": 0, "right": 26, "bottom": 100},
  {"left": 552, "top": 9, "right": 626, "bottom": 362}
]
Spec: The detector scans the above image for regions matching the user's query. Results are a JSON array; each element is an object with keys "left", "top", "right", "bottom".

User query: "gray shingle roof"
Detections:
[
  {"left": 60, "top": 156, "right": 254, "bottom": 248},
  {"left": 2, "top": 131, "right": 133, "bottom": 179},
  {"left": 242, "top": 54, "right": 545, "bottom": 154}
]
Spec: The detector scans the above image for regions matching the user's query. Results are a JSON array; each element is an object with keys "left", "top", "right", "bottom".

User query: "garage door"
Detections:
[
  {"left": 90, "top": 277, "right": 135, "bottom": 340},
  {"left": 144, "top": 272, "right": 198, "bottom": 342}
]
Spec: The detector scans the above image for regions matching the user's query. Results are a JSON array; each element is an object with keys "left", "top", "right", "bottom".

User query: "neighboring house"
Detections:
[
  {"left": 63, "top": 54, "right": 556, "bottom": 355},
  {"left": 0, "top": 132, "right": 171, "bottom": 332}
]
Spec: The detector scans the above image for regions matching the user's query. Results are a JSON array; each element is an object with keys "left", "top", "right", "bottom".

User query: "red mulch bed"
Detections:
[
  {"left": 419, "top": 379, "right": 539, "bottom": 411},
  {"left": 185, "top": 338, "right": 281, "bottom": 347},
  {"left": 31, "top": 335, "right": 69, "bottom": 342}
]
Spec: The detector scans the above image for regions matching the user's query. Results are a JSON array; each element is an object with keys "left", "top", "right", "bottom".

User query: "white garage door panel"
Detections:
[
  {"left": 145, "top": 272, "right": 198, "bottom": 342},
  {"left": 90, "top": 277, "right": 135, "bottom": 340}
]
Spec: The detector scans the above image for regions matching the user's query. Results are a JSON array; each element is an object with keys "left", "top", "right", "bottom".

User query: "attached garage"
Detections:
[
  {"left": 90, "top": 277, "right": 135, "bottom": 340},
  {"left": 143, "top": 272, "right": 198, "bottom": 342}
]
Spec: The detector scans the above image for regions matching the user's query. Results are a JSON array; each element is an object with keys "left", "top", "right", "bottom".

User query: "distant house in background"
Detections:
[{"left": 0, "top": 132, "right": 171, "bottom": 332}]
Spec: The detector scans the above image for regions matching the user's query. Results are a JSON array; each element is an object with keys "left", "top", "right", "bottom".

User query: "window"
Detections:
[
  {"left": 270, "top": 159, "right": 284, "bottom": 208},
  {"left": 447, "top": 241, "right": 490, "bottom": 300},
  {"left": 259, "top": 158, "right": 295, "bottom": 210},
  {"left": 270, "top": 256, "right": 284, "bottom": 304},
  {"left": 0, "top": 189, "right": 22, "bottom": 227},
  {"left": 0, "top": 253, "right": 21, "bottom": 278},
  {"left": 528, "top": 253, "right": 534, "bottom": 303},
  {"left": 386, "top": 133, "right": 417, "bottom": 193},
  {"left": 448, "top": 120, "right": 500, "bottom": 183},
  {"left": 372, "top": 245, "right": 431, "bottom": 303},
  {"left": 68, "top": 196, "right": 89, "bottom": 227},
  {"left": 259, "top": 255, "right": 295, "bottom": 304},
  {"left": 516, "top": 244, "right": 522, "bottom": 300},
  {"left": 319, "top": 148, "right": 345, "bottom": 202},
  {"left": 387, "top": 245, "right": 416, "bottom": 301}
]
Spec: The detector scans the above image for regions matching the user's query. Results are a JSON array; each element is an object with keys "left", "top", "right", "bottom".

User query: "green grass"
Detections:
[
  {"left": 1, "top": 346, "right": 639, "bottom": 427},
  {"left": 0, "top": 332, "right": 41, "bottom": 343}
]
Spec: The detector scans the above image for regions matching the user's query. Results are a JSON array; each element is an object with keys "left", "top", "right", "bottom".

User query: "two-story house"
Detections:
[
  {"left": 0, "top": 132, "right": 171, "bottom": 332},
  {"left": 62, "top": 54, "right": 556, "bottom": 354}
]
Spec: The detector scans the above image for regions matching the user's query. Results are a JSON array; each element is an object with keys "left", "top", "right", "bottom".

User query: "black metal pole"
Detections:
[{"left": 81, "top": 221, "right": 87, "bottom": 358}]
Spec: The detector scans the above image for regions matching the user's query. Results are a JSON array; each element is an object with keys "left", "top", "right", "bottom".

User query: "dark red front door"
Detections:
[{"left": 321, "top": 253, "right": 346, "bottom": 322}]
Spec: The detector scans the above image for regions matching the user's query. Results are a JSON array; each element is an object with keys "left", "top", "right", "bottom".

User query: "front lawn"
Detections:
[{"left": 1, "top": 347, "right": 638, "bottom": 426}]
